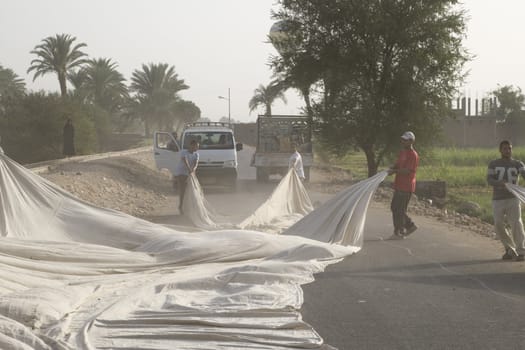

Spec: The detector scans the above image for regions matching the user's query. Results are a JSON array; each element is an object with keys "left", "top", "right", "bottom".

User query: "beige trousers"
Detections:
[{"left": 492, "top": 198, "right": 525, "bottom": 255}]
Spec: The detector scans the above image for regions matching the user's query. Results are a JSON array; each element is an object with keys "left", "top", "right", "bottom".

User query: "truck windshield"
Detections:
[{"left": 183, "top": 132, "right": 234, "bottom": 150}]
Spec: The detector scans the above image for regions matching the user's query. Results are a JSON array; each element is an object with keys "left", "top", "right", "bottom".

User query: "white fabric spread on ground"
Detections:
[
  {"left": 0, "top": 153, "right": 384, "bottom": 349},
  {"left": 505, "top": 183, "right": 525, "bottom": 203},
  {"left": 239, "top": 168, "right": 313, "bottom": 232},
  {"left": 182, "top": 173, "right": 221, "bottom": 230},
  {"left": 283, "top": 171, "right": 388, "bottom": 246}
]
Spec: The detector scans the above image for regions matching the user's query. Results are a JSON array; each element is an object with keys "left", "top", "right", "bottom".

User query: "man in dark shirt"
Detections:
[{"left": 487, "top": 140, "right": 525, "bottom": 261}]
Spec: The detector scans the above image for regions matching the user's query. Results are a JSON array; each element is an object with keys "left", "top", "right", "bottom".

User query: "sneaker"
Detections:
[
  {"left": 502, "top": 249, "right": 518, "bottom": 260},
  {"left": 404, "top": 224, "right": 418, "bottom": 236},
  {"left": 388, "top": 230, "right": 405, "bottom": 240},
  {"left": 516, "top": 255, "right": 524, "bottom": 262}
]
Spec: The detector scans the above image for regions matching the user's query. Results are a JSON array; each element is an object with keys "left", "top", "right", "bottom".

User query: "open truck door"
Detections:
[{"left": 153, "top": 131, "right": 180, "bottom": 175}]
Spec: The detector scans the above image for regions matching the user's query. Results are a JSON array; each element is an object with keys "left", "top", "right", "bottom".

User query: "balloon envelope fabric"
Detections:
[{"left": 0, "top": 153, "right": 386, "bottom": 349}]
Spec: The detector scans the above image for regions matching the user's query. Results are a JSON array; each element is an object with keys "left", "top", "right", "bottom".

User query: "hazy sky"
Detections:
[{"left": 1, "top": 0, "right": 524, "bottom": 123}]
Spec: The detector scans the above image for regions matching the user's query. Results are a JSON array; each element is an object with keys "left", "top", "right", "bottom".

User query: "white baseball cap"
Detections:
[{"left": 401, "top": 131, "right": 415, "bottom": 141}]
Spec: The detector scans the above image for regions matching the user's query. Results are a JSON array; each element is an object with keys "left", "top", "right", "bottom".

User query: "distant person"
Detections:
[
  {"left": 201, "top": 135, "right": 214, "bottom": 148},
  {"left": 487, "top": 140, "right": 525, "bottom": 261},
  {"left": 0, "top": 135, "right": 4, "bottom": 155},
  {"left": 174, "top": 139, "right": 200, "bottom": 214},
  {"left": 289, "top": 143, "right": 305, "bottom": 181},
  {"left": 388, "top": 131, "right": 419, "bottom": 239},
  {"left": 63, "top": 118, "right": 75, "bottom": 157}
]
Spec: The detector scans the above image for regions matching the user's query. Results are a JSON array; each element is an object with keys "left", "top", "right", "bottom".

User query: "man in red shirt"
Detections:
[{"left": 388, "top": 131, "right": 419, "bottom": 239}]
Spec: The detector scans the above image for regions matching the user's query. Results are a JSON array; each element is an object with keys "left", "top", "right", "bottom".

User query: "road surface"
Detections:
[{"left": 150, "top": 146, "right": 525, "bottom": 350}]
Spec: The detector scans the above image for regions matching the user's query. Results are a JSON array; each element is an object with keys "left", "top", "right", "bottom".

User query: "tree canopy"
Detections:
[
  {"left": 130, "top": 63, "right": 190, "bottom": 136},
  {"left": 2, "top": 34, "right": 203, "bottom": 162},
  {"left": 69, "top": 58, "right": 128, "bottom": 113},
  {"left": 0, "top": 92, "right": 97, "bottom": 162},
  {"left": 28, "top": 34, "right": 89, "bottom": 97},
  {"left": 489, "top": 85, "right": 524, "bottom": 122},
  {"left": 0, "top": 65, "right": 26, "bottom": 98},
  {"left": 271, "top": 0, "right": 470, "bottom": 176},
  {"left": 248, "top": 80, "right": 288, "bottom": 116}
]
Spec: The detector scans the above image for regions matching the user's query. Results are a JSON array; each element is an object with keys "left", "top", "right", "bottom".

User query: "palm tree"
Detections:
[
  {"left": 69, "top": 58, "right": 128, "bottom": 112},
  {"left": 248, "top": 80, "right": 288, "bottom": 116},
  {"left": 273, "top": 55, "right": 320, "bottom": 119},
  {"left": 129, "top": 63, "right": 189, "bottom": 135},
  {"left": 67, "top": 69, "right": 88, "bottom": 92},
  {"left": 0, "top": 65, "right": 26, "bottom": 97},
  {"left": 170, "top": 100, "right": 201, "bottom": 131},
  {"left": 27, "top": 33, "right": 88, "bottom": 97}
]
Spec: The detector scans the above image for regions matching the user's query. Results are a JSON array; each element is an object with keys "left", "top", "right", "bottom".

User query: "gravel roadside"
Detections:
[{"left": 41, "top": 151, "right": 172, "bottom": 217}]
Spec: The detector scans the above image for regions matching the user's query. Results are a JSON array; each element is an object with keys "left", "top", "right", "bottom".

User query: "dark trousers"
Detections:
[
  {"left": 176, "top": 175, "right": 188, "bottom": 209},
  {"left": 390, "top": 190, "right": 415, "bottom": 233}
]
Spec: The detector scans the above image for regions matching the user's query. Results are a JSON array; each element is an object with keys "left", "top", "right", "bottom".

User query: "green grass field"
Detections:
[{"left": 331, "top": 147, "right": 525, "bottom": 224}]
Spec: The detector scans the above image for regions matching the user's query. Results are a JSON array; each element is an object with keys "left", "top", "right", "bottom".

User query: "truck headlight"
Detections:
[{"left": 223, "top": 160, "right": 236, "bottom": 168}]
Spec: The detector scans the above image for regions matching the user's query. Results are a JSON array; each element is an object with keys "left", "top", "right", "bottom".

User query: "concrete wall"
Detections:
[
  {"left": 442, "top": 117, "right": 525, "bottom": 148},
  {"left": 235, "top": 115, "right": 525, "bottom": 150}
]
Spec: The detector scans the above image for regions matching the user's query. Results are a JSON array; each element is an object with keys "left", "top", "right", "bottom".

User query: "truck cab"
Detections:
[{"left": 153, "top": 122, "right": 242, "bottom": 188}]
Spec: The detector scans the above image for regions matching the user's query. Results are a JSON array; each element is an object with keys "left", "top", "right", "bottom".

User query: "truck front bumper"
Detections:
[{"left": 195, "top": 167, "right": 238, "bottom": 186}]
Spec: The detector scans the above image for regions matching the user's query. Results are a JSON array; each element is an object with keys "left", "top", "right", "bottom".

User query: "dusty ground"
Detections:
[
  {"left": 41, "top": 150, "right": 495, "bottom": 239},
  {"left": 42, "top": 152, "right": 172, "bottom": 217}
]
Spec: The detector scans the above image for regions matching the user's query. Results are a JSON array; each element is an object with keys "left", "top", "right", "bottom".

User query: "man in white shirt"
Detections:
[
  {"left": 289, "top": 143, "right": 305, "bottom": 180},
  {"left": 174, "top": 140, "right": 200, "bottom": 214}
]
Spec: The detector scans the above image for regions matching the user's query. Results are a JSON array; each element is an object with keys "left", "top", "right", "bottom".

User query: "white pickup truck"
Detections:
[{"left": 153, "top": 122, "right": 243, "bottom": 188}]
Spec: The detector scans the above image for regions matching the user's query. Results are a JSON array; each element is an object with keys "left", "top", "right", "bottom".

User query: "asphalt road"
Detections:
[
  {"left": 151, "top": 146, "right": 525, "bottom": 350},
  {"left": 301, "top": 208, "right": 525, "bottom": 350}
]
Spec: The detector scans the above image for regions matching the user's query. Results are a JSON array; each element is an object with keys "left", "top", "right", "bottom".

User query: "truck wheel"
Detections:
[
  {"left": 304, "top": 167, "right": 310, "bottom": 182},
  {"left": 256, "top": 168, "right": 269, "bottom": 182}
]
